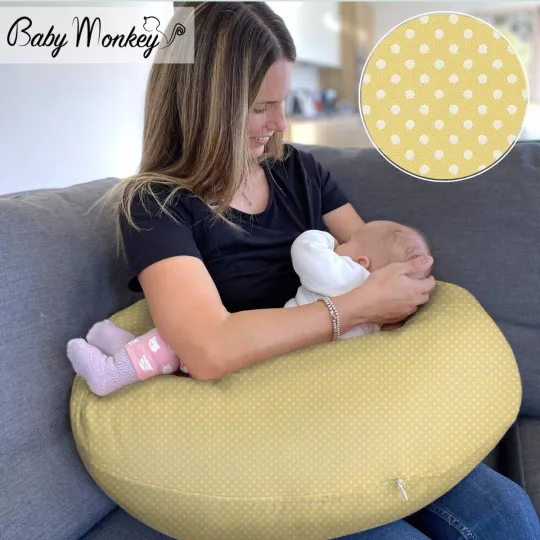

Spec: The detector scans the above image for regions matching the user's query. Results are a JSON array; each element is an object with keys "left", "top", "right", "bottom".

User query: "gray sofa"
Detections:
[{"left": 1, "top": 142, "right": 539, "bottom": 539}]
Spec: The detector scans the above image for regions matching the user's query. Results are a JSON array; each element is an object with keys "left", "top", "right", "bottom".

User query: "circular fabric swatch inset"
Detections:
[{"left": 359, "top": 12, "right": 529, "bottom": 181}]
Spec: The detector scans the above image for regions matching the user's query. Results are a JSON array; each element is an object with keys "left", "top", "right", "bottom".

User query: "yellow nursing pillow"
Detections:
[{"left": 70, "top": 281, "right": 521, "bottom": 540}]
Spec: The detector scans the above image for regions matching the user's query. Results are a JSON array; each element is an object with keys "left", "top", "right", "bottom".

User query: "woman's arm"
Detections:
[
  {"left": 138, "top": 256, "right": 367, "bottom": 381},
  {"left": 139, "top": 254, "right": 435, "bottom": 381},
  {"left": 323, "top": 203, "right": 366, "bottom": 243}
]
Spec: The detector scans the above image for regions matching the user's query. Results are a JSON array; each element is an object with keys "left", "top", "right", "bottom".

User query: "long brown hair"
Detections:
[{"left": 100, "top": 2, "right": 296, "bottom": 254}]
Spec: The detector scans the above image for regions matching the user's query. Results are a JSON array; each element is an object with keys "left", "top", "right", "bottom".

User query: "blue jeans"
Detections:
[{"left": 334, "top": 463, "right": 540, "bottom": 539}]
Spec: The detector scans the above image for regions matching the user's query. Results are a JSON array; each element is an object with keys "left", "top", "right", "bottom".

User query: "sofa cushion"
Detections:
[
  {"left": 301, "top": 141, "right": 540, "bottom": 417},
  {"left": 80, "top": 507, "right": 173, "bottom": 540},
  {"left": 0, "top": 179, "right": 141, "bottom": 540}
]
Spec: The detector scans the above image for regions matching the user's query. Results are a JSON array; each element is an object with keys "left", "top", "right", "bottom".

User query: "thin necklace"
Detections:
[{"left": 242, "top": 177, "right": 253, "bottom": 207}]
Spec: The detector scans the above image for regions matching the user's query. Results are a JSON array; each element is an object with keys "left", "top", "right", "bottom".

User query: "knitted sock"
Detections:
[
  {"left": 67, "top": 338, "right": 140, "bottom": 396},
  {"left": 86, "top": 320, "right": 136, "bottom": 356},
  {"left": 124, "top": 328, "right": 186, "bottom": 380}
]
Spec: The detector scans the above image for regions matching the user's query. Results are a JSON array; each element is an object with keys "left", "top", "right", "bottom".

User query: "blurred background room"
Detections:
[{"left": 1, "top": 1, "right": 539, "bottom": 194}]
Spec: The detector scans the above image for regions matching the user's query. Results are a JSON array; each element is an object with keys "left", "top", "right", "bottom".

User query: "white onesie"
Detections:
[{"left": 284, "top": 230, "right": 380, "bottom": 338}]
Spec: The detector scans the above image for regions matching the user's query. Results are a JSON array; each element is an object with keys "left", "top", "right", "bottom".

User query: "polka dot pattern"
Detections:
[
  {"left": 70, "top": 282, "right": 522, "bottom": 539},
  {"left": 360, "top": 12, "right": 528, "bottom": 181}
]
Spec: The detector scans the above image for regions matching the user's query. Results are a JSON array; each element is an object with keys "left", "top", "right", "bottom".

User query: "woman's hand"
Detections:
[{"left": 337, "top": 256, "right": 435, "bottom": 327}]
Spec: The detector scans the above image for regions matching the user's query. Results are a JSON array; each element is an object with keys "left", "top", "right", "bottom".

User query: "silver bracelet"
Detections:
[{"left": 317, "top": 296, "right": 341, "bottom": 341}]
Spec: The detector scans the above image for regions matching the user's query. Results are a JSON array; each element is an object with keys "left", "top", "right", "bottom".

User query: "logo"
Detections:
[{"left": 0, "top": 6, "right": 194, "bottom": 64}]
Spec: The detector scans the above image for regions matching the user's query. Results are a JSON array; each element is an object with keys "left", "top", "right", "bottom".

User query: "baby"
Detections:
[{"left": 67, "top": 220, "right": 432, "bottom": 395}]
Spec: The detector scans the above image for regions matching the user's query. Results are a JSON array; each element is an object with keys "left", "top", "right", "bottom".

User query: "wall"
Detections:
[
  {"left": 266, "top": 2, "right": 341, "bottom": 68},
  {"left": 0, "top": 2, "right": 173, "bottom": 196}
]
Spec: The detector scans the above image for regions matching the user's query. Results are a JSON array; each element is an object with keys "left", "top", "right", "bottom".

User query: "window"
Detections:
[{"left": 474, "top": 7, "right": 540, "bottom": 102}]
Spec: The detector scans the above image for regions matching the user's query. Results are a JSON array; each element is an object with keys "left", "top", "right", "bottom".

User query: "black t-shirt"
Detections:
[{"left": 121, "top": 145, "right": 349, "bottom": 313}]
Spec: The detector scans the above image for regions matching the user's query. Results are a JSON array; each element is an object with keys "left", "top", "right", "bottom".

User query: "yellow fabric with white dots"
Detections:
[
  {"left": 360, "top": 12, "right": 528, "bottom": 181},
  {"left": 70, "top": 281, "right": 521, "bottom": 540}
]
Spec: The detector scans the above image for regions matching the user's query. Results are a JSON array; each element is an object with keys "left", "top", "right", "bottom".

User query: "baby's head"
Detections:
[{"left": 335, "top": 221, "right": 433, "bottom": 278}]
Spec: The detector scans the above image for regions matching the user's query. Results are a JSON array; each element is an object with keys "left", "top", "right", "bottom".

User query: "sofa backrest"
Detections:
[
  {"left": 305, "top": 141, "right": 540, "bottom": 417},
  {"left": 0, "top": 179, "right": 141, "bottom": 540}
]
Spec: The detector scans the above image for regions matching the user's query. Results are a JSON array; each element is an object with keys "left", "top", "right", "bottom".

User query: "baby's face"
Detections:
[{"left": 335, "top": 222, "right": 431, "bottom": 278}]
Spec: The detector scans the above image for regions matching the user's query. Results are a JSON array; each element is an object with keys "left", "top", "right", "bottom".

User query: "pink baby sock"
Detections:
[
  {"left": 67, "top": 339, "right": 140, "bottom": 396},
  {"left": 124, "top": 328, "right": 189, "bottom": 380},
  {"left": 86, "top": 320, "right": 136, "bottom": 356}
]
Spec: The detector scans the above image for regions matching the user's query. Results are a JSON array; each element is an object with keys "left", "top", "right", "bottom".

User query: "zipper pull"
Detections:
[{"left": 396, "top": 478, "right": 409, "bottom": 501}]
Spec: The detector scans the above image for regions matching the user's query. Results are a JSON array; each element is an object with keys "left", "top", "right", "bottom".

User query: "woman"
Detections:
[{"left": 107, "top": 3, "right": 540, "bottom": 538}]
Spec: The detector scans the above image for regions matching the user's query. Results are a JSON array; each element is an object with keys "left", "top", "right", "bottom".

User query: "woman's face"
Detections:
[{"left": 248, "top": 59, "right": 293, "bottom": 158}]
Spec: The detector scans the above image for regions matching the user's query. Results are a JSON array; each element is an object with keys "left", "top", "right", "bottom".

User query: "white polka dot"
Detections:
[
  {"left": 464, "top": 120, "right": 473, "bottom": 130},
  {"left": 464, "top": 59, "right": 473, "bottom": 69},
  {"left": 449, "top": 165, "right": 459, "bottom": 176},
  {"left": 420, "top": 15, "right": 429, "bottom": 24},
  {"left": 478, "top": 74, "right": 488, "bottom": 84},
  {"left": 464, "top": 29, "right": 473, "bottom": 39},
  {"left": 478, "top": 164, "right": 486, "bottom": 171},
  {"left": 522, "top": 89, "right": 529, "bottom": 99},
  {"left": 435, "top": 120, "right": 444, "bottom": 130},
  {"left": 508, "top": 45, "right": 516, "bottom": 54},
  {"left": 391, "top": 74, "right": 401, "bottom": 84},
  {"left": 463, "top": 89, "right": 473, "bottom": 99},
  {"left": 464, "top": 150, "right": 473, "bottom": 160},
  {"left": 406, "top": 28, "right": 415, "bottom": 39},
  {"left": 376, "top": 120, "right": 386, "bottom": 130},
  {"left": 435, "top": 59, "right": 445, "bottom": 70},
  {"left": 405, "top": 120, "right": 415, "bottom": 130},
  {"left": 419, "top": 104, "right": 429, "bottom": 115},
  {"left": 435, "top": 150, "right": 444, "bottom": 160},
  {"left": 419, "top": 44, "right": 430, "bottom": 55},
  {"left": 449, "top": 14, "right": 459, "bottom": 24},
  {"left": 493, "top": 59, "right": 503, "bottom": 69},
  {"left": 449, "top": 104, "right": 459, "bottom": 115},
  {"left": 405, "top": 150, "right": 415, "bottom": 160},
  {"left": 391, "top": 104, "right": 401, "bottom": 115},
  {"left": 493, "top": 120, "right": 502, "bottom": 130},
  {"left": 435, "top": 29, "right": 444, "bottom": 39},
  {"left": 508, "top": 134, "right": 516, "bottom": 144},
  {"left": 478, "top": 135, "right": 487, "bottom": 145},
  {"left": 405, "top": 59, "right": 415, "bottom": 70},
  {"left": 478, "top": 104, "right": 487, "bottom": 115},
  {"left": 493, "top": 30, "right": 501, "bottom": 39},
  {"left": 493, "top": 150, "right": 502, "bottom": 160},
  {"left": 419, "top": 165, "right": 430, "bottom": 174},
  {"left": 391, "top": 44, "right": 400, "bottom": 54},
  {"left": 449, "top": 74, "right": 459, "bottom": 84},
  {"left": 376, "top": 89, "right": 386, "bottom": 99},
  {"left": 478, "top": 44, "right": 488, "bottom": 54},
  {"left": 363, "top": 73, "right": 371, "bottom": 84},
  {"left": 449, "top": 135, "right": 459, "bottom": 145},
  {"left": 376, "top": 59, "right": 386, "bottom": 69},
  {"left": 419, "top": 134, "right": 429, "bottom": 144},
  {"left": 508, "top": 104, "right": 517, "bottom": 115},
  {"left": 391, "top": 134, "right": 400, "bottom": 144},
  {"left": 434, "top": 89, "right": 444, "bottom": 99},
  {"left": 420, "top": 74, "right": 430, "bottom": 84},
  {"left": 362, "top": 105, "right": 371, "bottom": 115},
  {"left": 493, "top": 89, "right": 503, "bottom": 99},
  {"left": 507, "top": 74, "right": 517, "bottom": 84},
  {"left": 405, "top": 89, "right": 415, "bottom": 99},
  {"left": 449, "top": 43, "right": 459, "bottom": 54}
]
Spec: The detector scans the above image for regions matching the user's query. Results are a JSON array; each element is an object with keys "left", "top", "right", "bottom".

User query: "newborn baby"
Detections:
[
  {"left": 67, "top": 220, "right": 432, "bottom": 395},
  {"left": 286, "top": 220, "right": 432, "bottom": 337}
]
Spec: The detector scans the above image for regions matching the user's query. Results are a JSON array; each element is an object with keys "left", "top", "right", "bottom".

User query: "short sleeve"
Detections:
[
  {"left": 292, "top": 146, "right": 349, "bottom": 216},
  {"left": 120, "top": 190, "right": 202, "bottom": 292},
  {"left": 317, "top": 159, "right": 349, "bottom": 215}
]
